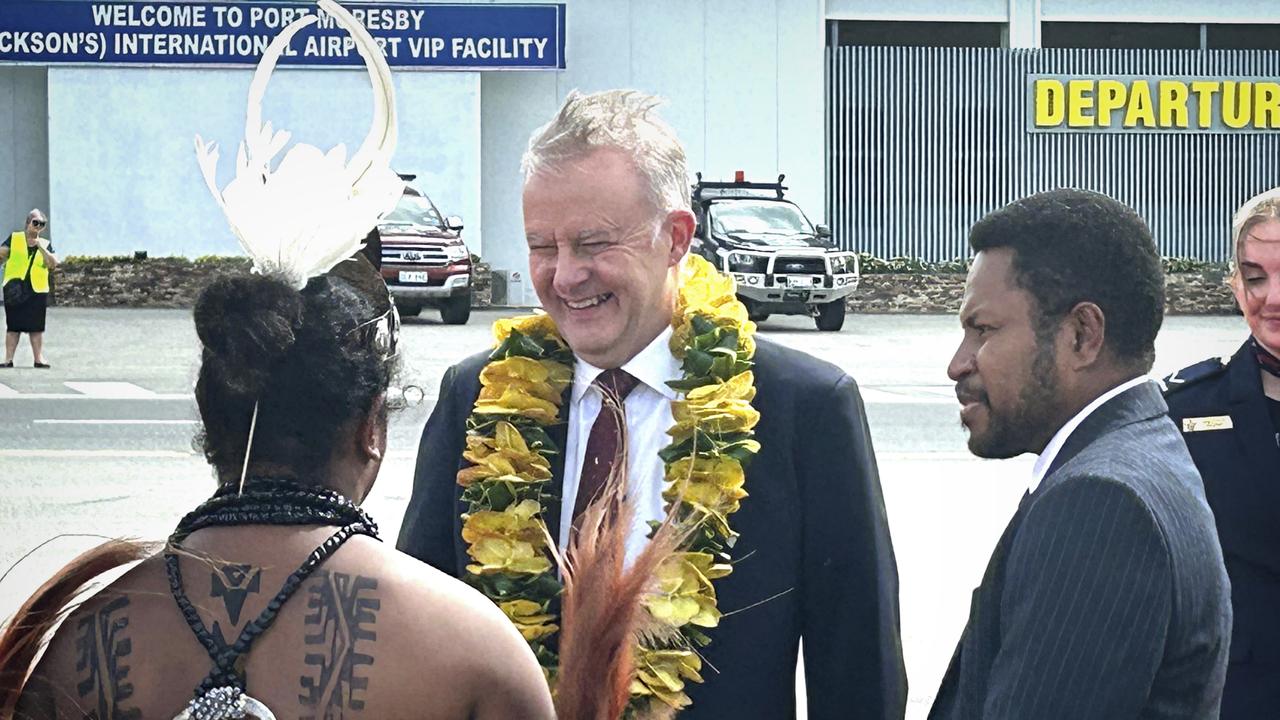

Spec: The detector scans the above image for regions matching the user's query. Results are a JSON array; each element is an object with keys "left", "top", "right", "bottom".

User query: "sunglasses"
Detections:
[{"left": 29, "top": 219, "right": 46, "bottom": 228}]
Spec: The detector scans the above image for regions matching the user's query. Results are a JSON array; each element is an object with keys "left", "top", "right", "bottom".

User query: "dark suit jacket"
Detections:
[
  {"left": 398, "top": 338, "right": 907, "bottom": 719},
  {"left": 930, "top": 382, "right": 1232, "bottom": 720},
  {"left": 1165, "top": 341, "right": 1280, "bottom": 720}
]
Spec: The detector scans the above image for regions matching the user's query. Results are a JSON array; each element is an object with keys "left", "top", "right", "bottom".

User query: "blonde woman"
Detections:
[
  {"left": 1, "top": 208, "right": 58, "bottom": 368},
  {"left": 1163, "top": 189, "right": 1280, "bottom": 720}
]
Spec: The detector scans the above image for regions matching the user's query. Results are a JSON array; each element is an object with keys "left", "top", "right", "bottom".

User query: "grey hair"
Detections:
[
  {"left": 26, "top": 208, "right": 45, "bottom": 221},
  {"left": 1231, "top": 189, "right": 1280, "bottom": 276},
  {"left": 521, "top": 89, "right": 690, "bottom": 213}
]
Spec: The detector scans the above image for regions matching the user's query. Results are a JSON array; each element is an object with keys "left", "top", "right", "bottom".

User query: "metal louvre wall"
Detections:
[{"left": 826, "top": 47, "right": 1280, "bottom": 261}]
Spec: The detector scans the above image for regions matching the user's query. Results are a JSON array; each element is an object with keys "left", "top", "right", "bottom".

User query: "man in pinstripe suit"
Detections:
[{"left": 930, "top": 189, "right": 1231, "bottom": 720}]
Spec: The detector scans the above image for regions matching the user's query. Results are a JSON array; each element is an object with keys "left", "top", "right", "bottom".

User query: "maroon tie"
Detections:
[{"left": 571, "top": 368, "right": 642, "bottom": 529}]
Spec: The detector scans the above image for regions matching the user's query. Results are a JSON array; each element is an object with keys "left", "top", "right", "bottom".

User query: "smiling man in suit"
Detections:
[
  {"left": 931, "top": 189, "right": 1232, "bottom": 720},
  {"left": 397, "top": 89, "right": 906, "bottom": 719}
]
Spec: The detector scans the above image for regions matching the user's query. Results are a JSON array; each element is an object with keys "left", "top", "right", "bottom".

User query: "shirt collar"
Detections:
[
  {"left": 571, "top": 326, "right": 680, "bottom": 405},
  {"left": 1029, "top": 376, "right": 1151, "bottom": 493}
]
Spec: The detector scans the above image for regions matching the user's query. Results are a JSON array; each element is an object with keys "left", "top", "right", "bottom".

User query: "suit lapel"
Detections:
[{"left": 544, "top": 393, "right": 571, "bottom": 548}]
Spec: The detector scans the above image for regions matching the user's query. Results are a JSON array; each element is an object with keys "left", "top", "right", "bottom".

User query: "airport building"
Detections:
[{"left": 2, "top": 0, "right": 1278, "bottom": 303}]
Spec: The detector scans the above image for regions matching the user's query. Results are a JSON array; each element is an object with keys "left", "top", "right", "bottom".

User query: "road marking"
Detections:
[
  {"left": 0, "top": 449, "right": 197, "bottom": 458},
  {"left": 861, "top": 387, "right": 957, "bottom": 405},
  {"left": 0, "top": 383, "right": 17, "bottom": 397},
  {"left": 33, "top": 419, "right": 198, "bottom": 426},
  {"left": 64, "top": 381, "right": 159, "bottom": 399},
  {"left": 0, "top": 392, "right": 192, "bottom": 400}
]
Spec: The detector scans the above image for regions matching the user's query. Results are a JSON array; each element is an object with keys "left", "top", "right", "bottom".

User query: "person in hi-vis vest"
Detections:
[{"left": 1, "top": 209, "right": 59, "bottom": 368}]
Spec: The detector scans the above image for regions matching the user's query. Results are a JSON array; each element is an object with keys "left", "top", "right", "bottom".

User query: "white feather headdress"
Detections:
[{"left": 194, "top": 0, "right": 404, "bottom": 290}]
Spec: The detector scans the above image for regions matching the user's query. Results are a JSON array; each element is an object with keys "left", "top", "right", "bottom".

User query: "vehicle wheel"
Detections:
[
  {"left": 440, "top": 295, "right": 471, "bottom": 325},
  {"left": 814, "top": 300, "right": 846, "bottom": 331},
  {"left": 397, "top": 302, "right": 422, "bottom": 317}
]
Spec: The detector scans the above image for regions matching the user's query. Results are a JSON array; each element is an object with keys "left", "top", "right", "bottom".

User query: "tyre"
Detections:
[
  {"left": 440, "top": 295, "right": 471, "bottom": 325},
  {"left": 396, "top": 302, "right": 422, "bottom": 317},
  {"left": 814, "top": 300, "right": 846, "bottom": 331}
]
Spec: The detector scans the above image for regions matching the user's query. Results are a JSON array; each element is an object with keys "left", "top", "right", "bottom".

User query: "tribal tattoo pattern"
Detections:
[
  {"left": 299, "top": 571, "right": 379, "bottom": 719},
  {"left": 209, "top": 563, "right": 262, "bottom": 646},
  {"left": 74, "top": 595, "right": 141, "bottom": 720}
]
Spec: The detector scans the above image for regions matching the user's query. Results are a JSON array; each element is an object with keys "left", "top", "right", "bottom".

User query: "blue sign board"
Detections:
[{"left": 0, "top": 1, "right": 566, "bottom": 69}]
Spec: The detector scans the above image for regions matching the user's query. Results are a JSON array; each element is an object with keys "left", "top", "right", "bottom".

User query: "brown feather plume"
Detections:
[
  {"left": 0, "top": 539, "right": 153, "bottom": 718},
  {"left": 554, "top": 397, "right": 685, "bottom": 720}
]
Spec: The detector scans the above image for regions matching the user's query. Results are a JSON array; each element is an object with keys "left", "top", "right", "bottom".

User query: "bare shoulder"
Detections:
[
  {"left": 328, "top": 537, "right": 556, "bottom": 718},
  {"left": 348, "top": 537, "right": 534, "bottom": 662},
  {"left": 27, "top": 553, "right": 174, "bottom": 715}
]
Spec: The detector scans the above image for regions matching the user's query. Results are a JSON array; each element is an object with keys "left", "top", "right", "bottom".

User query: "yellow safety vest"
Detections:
[{"left": 4, "top": 231, "right": 50, "bottom": 294}]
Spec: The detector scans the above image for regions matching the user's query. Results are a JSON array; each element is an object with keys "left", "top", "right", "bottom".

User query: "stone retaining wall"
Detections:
[
  {"left": 845, "top": 271, "right": 1237, "bottom": 315},
  {"left": 43, "top": 258, "right": 1238, "bottom": 315},
  {"left": 47, "top": 257, "right": 494, "bottom": 309}
]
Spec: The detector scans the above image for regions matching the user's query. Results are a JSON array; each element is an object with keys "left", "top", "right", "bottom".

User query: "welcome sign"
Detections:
[
  {"left": 1029, "top": 75, "right": 1280, "bottom": 133},
  {"left": 0, "top": 0, "right": 567, "bottom": 70}
]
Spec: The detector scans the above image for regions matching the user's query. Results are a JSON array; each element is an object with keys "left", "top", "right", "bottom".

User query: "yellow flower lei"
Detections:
[{"left": 457, "top": 254, "right": 759, "bottom": 716}]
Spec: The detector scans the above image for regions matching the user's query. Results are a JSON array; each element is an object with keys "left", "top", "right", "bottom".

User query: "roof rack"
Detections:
[{"left": 692, "top": 171, "right": 787, "bottom": 201}]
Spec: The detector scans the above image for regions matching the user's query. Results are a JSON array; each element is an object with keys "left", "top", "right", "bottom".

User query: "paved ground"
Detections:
[{"left": 0, "top": 307, "right": 1248, "bottom": 717}]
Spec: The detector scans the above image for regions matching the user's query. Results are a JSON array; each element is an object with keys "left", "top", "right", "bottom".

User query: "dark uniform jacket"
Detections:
[
  {"left": 397, "top": 338, "right": 908, "bottom": 720},
  {"left": 930, "top": 382, "right": 1231, "bottom": 720},
  {"left": 1164, "top": 340, "right": 1280, "bottom": 720}
]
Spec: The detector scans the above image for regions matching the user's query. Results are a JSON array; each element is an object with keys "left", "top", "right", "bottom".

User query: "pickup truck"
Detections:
[{"left": 691, "top": 173, "right": 859, "bottom": 331}]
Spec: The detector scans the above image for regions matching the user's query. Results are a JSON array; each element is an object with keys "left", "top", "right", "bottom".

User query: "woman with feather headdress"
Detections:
[{"left": 0, "top": 4, "right": 552, "bottom": 719}]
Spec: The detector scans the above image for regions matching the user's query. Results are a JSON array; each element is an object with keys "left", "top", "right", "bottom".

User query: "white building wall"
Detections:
[
  {"left": 826, "top": 0, "right": 1280, "bottom": 23},
  {"left": 1039, "top": 0, "right": 1280, "bottom": 23},
  {"left": 479, "top": 0, "right": 826, "bottom": 305},
  {"left": 825, "top": 0, "right": 1008, "bottom": 22},
  {"left": 0, "top": 67, "right": 49, "bottom": 240},
  {"left": 45, "top": 67, "right": 480, "bottom": 258}
]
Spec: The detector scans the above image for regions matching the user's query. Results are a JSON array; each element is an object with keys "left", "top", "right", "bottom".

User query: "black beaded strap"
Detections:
[{"left": 163, "top": 478, "right": 380, "bottom": 695}]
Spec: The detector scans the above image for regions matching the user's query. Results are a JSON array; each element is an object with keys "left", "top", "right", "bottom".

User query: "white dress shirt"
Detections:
[
  {"left": 1029, "top": 376, "right": 1152, "bottom": 493},
  {"left": 558, "top": 327, "right": 681, "bottom": 561}
]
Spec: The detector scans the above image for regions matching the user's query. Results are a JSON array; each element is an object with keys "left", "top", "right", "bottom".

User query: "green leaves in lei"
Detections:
[
  {"left": 458, "top": 324, "right": 573, "bottom": 681},
  {"left": 628, "top": 309, "right": 760, "bottom": 716}
]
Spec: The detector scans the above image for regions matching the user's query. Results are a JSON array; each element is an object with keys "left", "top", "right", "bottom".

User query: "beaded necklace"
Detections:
[{"left": 164, "top": 478, "right": 379, "bottom": 720}]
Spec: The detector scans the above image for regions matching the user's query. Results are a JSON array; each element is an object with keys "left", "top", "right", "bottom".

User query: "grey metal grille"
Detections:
[
  {"left": 826, "top": 47, "right": 1280, "bottom": 261},
  {"left": 381, "top": 244, "right": 449, "bottom": 266}
]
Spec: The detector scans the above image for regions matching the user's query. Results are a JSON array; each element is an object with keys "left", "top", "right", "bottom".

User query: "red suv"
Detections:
[{"left": 378, "top": 180, "right": 472, "bottom": 325}]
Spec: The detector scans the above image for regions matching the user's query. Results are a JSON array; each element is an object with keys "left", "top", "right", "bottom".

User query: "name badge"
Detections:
[{"left": 1182, "top": 416, "right": 1234, "bottom": 433}]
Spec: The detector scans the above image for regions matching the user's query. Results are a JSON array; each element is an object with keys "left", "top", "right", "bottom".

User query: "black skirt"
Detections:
[{"left": 4, "top": 289, "right": 48, "bottom": 333}]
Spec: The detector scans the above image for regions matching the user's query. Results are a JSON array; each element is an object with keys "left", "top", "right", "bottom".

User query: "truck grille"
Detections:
[
  {"left": 383, "top": 244, "right": 448, "bottom": 266},
  {"left": 772, "top": 256, "right": 826, "bottom": 275}
]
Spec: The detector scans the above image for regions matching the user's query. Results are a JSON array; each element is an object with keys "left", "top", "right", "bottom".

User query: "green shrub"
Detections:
[
  {"left": 857, "top": 253, "right": 970, "bottom": 274},
  {"left": 1162, "top": 257, "right": 1229, "bottom": 274}
]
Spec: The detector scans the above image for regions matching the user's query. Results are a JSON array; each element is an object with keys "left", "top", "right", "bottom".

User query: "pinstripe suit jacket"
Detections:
[{"left": 930, "top": 382, "right": 1232, "bottom": 720}]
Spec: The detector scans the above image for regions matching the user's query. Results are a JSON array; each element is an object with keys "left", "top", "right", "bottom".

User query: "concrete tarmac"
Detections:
[{"left": 0, "top": 307, "right": 1248, "bottom": 717}]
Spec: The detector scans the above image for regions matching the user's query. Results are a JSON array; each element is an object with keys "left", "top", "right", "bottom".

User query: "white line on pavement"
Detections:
[
  {"left": 33, "top": 419, "right": 198, "bottom": 426},
  {"left": 64, "top": 381, "right": 159, "bottom": 399},
  {"left": 0, "top": 449, "right": 197, "bottom": 458},
  {"left": 0, "top": 383, "right": 16, "bottom": 397},
  {"left": 0, "top": 392, "right": 192, "bottom": 401},
  {"left": 861, "top": 388, "right": 957, "bottom": 405}
]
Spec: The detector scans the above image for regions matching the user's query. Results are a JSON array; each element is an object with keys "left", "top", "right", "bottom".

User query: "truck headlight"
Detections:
[
  {"left": 727, "top": 252, "right": 762, "bottom": 273},
  {"left": 830, "top": 253, "right": 857, "bottom": 275},
  {"left": 445, "top": 244, "right": 469, "bottom": 262}
]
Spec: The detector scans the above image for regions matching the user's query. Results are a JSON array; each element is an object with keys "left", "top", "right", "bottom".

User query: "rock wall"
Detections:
[
  {"left": 44, "top": 258, "right": 1237, "bottom": 315},
  {"left": 845, "top": 271, "right": 1236, "bottom": 315},
  {"left": 48, "top": 257, "right": 495, "bottom": 309}
]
